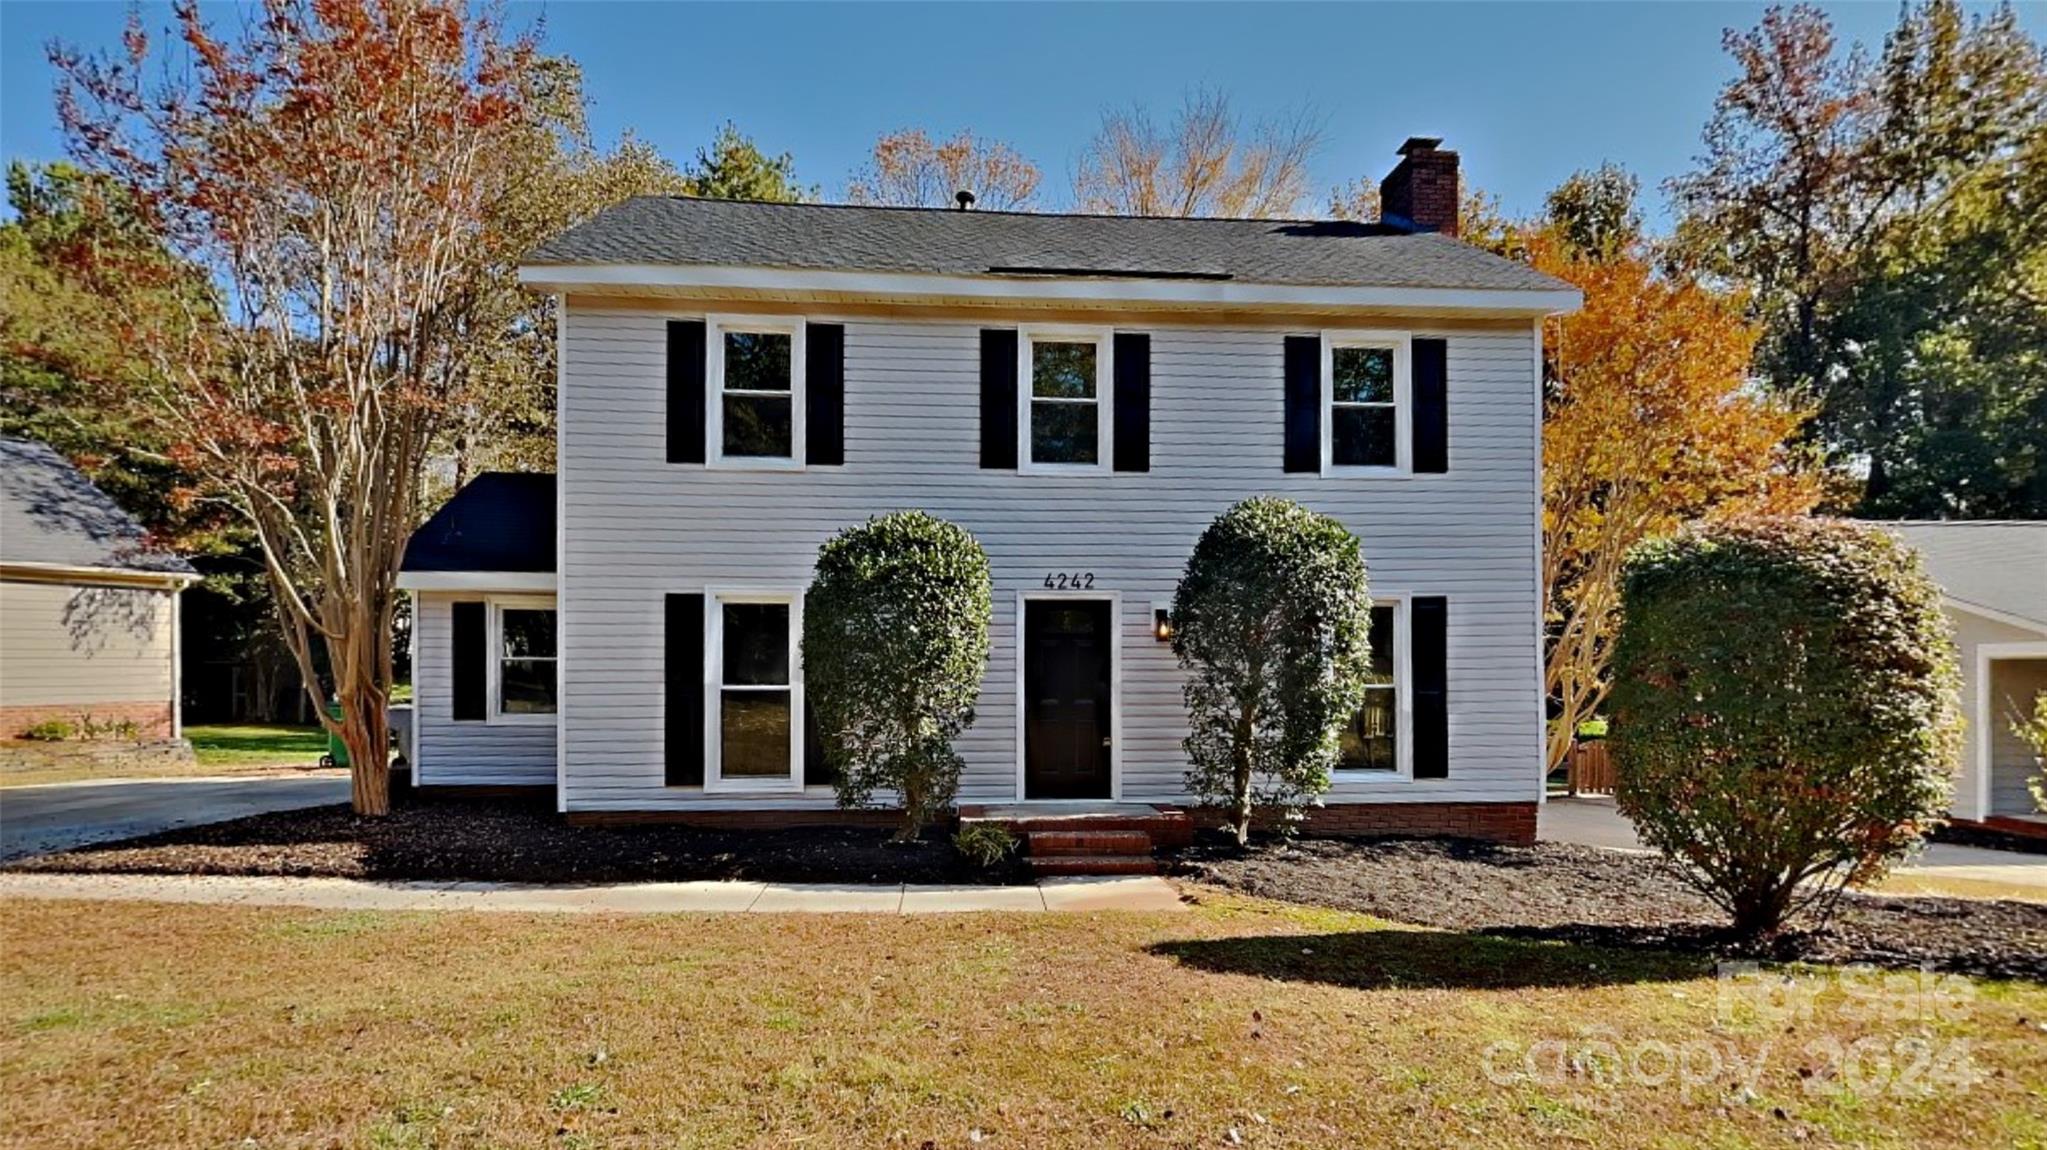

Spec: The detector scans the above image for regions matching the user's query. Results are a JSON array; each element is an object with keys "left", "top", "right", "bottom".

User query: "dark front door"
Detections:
[{"left": 1024, "top": 599, "right": 1113, "bottom": 800}]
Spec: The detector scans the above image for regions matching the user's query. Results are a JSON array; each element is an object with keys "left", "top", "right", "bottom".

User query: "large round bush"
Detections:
[
  {"left": 1172, "top": 496, "right": 1372, "bottom": 845},
  {"left": 804, "top": 511, "right": 992, "bottom": 839},
  {"left": 1609, "top": 516, "right": 1960, "bottom": 936}
]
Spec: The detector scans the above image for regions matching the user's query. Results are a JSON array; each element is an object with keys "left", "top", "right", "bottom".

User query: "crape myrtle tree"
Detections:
[
  {"left": 803, "top": 512, "right": 993, "bottom": 840},
  {"left": 50, "top": 0, "right": 553, "bottom": 813},
  {"left": 1171, "top": 497, "right": 1373, "bottom": 846},
  {"left": 1609, "top": 516, "right": 1961, "bottom": 937}
]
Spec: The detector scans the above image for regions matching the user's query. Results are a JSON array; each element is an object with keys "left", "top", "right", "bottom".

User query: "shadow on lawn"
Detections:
[{"left": 1150, "top": 928, "right": 1709, "bottom": 991}]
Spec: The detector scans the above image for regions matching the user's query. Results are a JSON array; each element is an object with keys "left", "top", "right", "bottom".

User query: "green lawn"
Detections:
[
  {"left": 186, "top": 723, "right": 327, "bottom": 768},
  {"left": 3, "top": 891, "right": 2041, "bottom": 1148}
]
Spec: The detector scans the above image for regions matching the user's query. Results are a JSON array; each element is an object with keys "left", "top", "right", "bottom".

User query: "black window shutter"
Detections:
[
  {"left": 1413, "top": 337, "right": 1448, "bottom": 473},
  {"left": 667, "top": 320, "right": 707, "bottom": 464},
  {"left": 806, "top": 322, "right": 845, "bottom": 466},
  {"left": 665, "top": 593, "right": 705, "bottom": 786},
  {"left": 803, "top": 698, "right": 842, "bottom": 790},
  {"left": 450, "top": 601, "right": 487, "bottom": 722},
  {"left": 1411, "top": 596, "right": 1449, "bottom": 778},
  {"left": 980, "top": 329, "right": 1018, "bottom": 469},
  {"left": 1112, "top": 332, "right": 1151, "bottom": 473},
  {"left": 1283, "top": 335, "right": 1320, "bottom": 473}
]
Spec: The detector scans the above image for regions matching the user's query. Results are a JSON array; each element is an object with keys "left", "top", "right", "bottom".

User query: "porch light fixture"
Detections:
[{"left": 1153, "top": 606, "right": 1174, "bottom": 643}]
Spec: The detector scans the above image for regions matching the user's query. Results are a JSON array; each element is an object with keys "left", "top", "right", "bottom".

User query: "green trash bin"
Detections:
[{"left": 321, "top": 701, "right": 349, "bottom": 769}]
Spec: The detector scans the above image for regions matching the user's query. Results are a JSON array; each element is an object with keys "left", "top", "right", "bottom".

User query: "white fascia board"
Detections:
[
  {"left": 396, "top": 570, "right": 558, "bottom": 592},
  {"left": 519, "top": 263, "right": 1584, "bottom": 317},
  {"left": 1945, "top": 597, "right": 2047, "bottom": 637},
  {"left": 0, "top": 561, "right": 198, "bottom": 590}
]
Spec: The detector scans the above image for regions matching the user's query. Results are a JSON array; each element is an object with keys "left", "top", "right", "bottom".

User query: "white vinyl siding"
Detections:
[
  {"left": 0, "top": 578, "right": 174, "bottom": 707},
  {"left": 413, "top": 591, "right": 558, "bottom": 786},
  {"left": 557, "top": 304, "right": 1541, "bottom": 812}
]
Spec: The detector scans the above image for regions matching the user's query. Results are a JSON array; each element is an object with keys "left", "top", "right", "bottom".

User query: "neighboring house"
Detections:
[
  {"left": 0, "top": 437, "right": 198, "bottom": 741},
  {"left": 399, "top": 138, "right": 1582, "bottom": 844},
  {"left": 1888, "top": 522, "right": 2047, "bottom": 827}
]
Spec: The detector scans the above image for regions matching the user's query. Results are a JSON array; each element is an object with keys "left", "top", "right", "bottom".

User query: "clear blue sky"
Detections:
[{"left": 3, "top": 2, "right": 2039, "bottom": 228}]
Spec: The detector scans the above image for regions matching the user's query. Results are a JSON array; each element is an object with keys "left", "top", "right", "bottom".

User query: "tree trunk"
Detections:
[
  {"left": 1729, "top": 879, "right": 1795, "bottom": 939},
  {"left": 1230, "top": 707, "right": 1256, "bottom": 847},
  {"left": 338, "top": 676, "right": 390, "bottom": 816}
]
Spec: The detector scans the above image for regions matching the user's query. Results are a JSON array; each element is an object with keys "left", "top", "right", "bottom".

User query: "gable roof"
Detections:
[
  {"left": 524, "top": 197, "right": 1573, "bottom": 296},
  {"left": 0, "top": 437, "right": 194, "bottom": 577},
  {"left": 401, "top": 472, "right": 556, "bottom": 574},
  {"left": 1886, "top": 521, "right": 2047, "bottom": 630}
]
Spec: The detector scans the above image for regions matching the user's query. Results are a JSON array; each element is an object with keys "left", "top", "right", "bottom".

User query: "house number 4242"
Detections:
[{"left": 1043, "top": 572, "right": 1096, "bottom": 590}]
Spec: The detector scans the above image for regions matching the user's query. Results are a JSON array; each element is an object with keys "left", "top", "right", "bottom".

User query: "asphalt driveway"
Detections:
[{"left": 0, "top": 776, "right": 350, "bottom": 862}]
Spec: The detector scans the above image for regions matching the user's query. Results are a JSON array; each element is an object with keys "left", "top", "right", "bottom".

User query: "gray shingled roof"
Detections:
[
  {"left": 0, "top": 438, "right": 195, "bottom": 575},
  {"left": 1887, "top": 521, "right": 2047, "bottom": 629},
  {"left": 525, "top": 198, "right": 1573, "bottom": 293}
]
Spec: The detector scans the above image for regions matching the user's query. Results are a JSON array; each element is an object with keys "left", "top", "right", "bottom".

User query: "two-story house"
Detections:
[{"left": 396, "top": 138, "right": 1580, "bottom": 846}]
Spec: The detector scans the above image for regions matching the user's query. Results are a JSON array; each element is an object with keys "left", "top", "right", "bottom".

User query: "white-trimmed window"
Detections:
[
  {"left": 709, "top": 316, "right": 805, "bottom": 467},
  {"left": 706, "top": 590, "right": 804, "bottom": 792},
  {"left": 1019, "top": 327, "right": 1112, "bottom": 471},
  {"left": 1336, "top": 597, "right": 1408, "bottom": 773},
  {"left": 488, "top": 597, "right": 557, "bottom": 723},
  {"left": 1323, "top": 330, "right": 1411, "bottom": 472}
]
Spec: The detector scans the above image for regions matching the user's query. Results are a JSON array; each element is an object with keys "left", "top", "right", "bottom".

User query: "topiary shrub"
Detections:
[
  {"left": 804, "top": 511, "right": 992, "bottom": 840},
  {"left": 1609, "top": 516, "right": 1961, "bottom": 937},
  {"left": 1172, "top": 496, "right": 1373, "bottom": 846}
]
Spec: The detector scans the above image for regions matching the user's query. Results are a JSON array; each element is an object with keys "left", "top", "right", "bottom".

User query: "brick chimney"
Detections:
[{"left": 1379, "top": 137, "right": 1460, "bottom": 238}]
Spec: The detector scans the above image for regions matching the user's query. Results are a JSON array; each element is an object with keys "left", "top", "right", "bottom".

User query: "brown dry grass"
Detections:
[{"left": 3, "top": 891, "right": 2043, "bottom": 1149}]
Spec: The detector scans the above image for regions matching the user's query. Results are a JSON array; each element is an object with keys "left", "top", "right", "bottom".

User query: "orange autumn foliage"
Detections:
[{"left": 1537, "top": 228, "right": 1820, "bottom": 773}]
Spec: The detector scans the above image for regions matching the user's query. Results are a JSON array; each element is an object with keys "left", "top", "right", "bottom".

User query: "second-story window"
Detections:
[
  {"left": 1323, "top": 331, "right": 1411, "bottom": 472},
  {"left": 1021, "top": 328, "right": 1111, "bottom": 471},
  {"left": 711, "top": 318, "right": 804, "bottom": 466}
]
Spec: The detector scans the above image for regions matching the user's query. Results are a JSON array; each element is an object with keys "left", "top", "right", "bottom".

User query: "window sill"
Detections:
[
  {"left": 707, "top": 457, "right": 805, "bottom": 472},
  {"left": 704, "top": 777, "right": 806, "bottom": 795},
  {"left": 1018, "top": 462, "right": 1113, "bottom": 476},
  {"left": 486, "top": 713, "right": 557, "bottom": 727},
  {"left": 1322, "top": 466, "right": 1412, "bottom": 478}
]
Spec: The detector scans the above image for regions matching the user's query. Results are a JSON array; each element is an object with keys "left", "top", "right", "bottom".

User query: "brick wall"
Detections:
[
  {"left": 1181, "top": 800, "right": 1536, "bottom": 845},
  {"left": 0, "top": 700, "right": 173, "bottom": 741}
]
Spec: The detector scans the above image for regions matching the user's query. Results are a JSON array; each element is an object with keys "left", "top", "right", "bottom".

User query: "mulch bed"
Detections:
[
  {"left": 5, "top": 796, "right": 1027, "bottom": 886},
  {"left": 1175, "top": 836, "right": 2047, "bottom": 982}
]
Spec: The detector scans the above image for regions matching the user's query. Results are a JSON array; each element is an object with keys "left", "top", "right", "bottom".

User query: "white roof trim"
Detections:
[
  {"left": 0, "top": 560, "right": 196, "bottom": 589},
  {"left": 518, "top": 262, "right": 1583, "bottom": 317},
  {"left": 397, "top": 570, "right": 557, "bottom": 592}
]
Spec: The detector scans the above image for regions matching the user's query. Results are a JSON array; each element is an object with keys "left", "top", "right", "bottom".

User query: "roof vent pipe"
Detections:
[{"left": 954, "top": 189, "right": 976, "bottom": 211}]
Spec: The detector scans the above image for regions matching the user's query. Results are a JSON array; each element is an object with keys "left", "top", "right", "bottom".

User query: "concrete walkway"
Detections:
[
  {"left": 0, "top": 775, "right": 351, "bottom": 862},
  {"left": 0, "top": 871, "right": 1187, "bottom": 914},
  {"left": 1541, "top": 795, "right": 2047, "bottom": 901}
]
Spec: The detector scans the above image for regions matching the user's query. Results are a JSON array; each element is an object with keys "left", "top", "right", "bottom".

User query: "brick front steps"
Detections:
[{"left": 958, "top": 804, "right": 1194, "bottom": 877}]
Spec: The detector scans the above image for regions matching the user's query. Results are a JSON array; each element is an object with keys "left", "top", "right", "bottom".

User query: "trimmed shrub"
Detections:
[
  {"left": 21, "top": 720, "right": 74, "bottom": 742},
  {"left": 1172, "top": 496, "right": 1373, "bottom": 845},
  {"left": 2015, "top": 691, "right": 2047, "bottom": 814},
  {"left": 804, "top": 511, "right": 992, "bottom": 839},
  {"left": 1610, "top": 516, "right": 1961, "bottom": 936}
]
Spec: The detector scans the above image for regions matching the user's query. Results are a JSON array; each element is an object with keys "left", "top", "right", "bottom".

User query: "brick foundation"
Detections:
[
  {"left": 561, "top": 801, "right": 1538, "bottom": 842},
  {"left": 565, "top": 807, "right": 908, "bottom": 830},
  {"left": 0, "top": 701, "right": 173, "bottom": 741},
  {"left": 1180, "top": 800, "right": 1536, "bottom": 845},
  {"left": 1950, "top": 816, "right": 2047, "bottom": 842}
]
